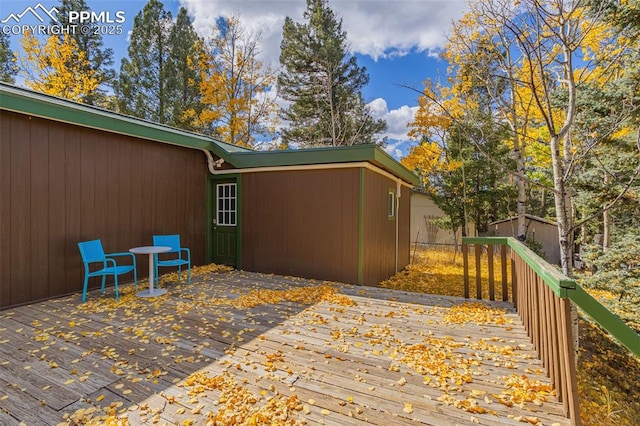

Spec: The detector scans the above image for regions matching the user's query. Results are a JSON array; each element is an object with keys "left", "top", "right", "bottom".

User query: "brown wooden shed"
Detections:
[{"left": 0, "top": 83, "right": 417, "bottom": 309}]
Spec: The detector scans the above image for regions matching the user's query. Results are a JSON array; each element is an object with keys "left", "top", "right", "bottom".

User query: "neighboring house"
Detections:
[
  {"left": 0, "top": 83, "right": 417, "bottom": 309},
  {"left": 489, "top": 214, "right": 560, "bottom": 265},
  {"left": 410, "top": 191, "right": 474, "bottom": 246}
]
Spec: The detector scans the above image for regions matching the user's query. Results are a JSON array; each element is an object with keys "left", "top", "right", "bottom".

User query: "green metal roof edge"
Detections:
[
  {"left": 228, "top": 144, "right": 419, "bottom": 185},
  {"left": 372, "top": 146, "right": 420, "bottom": 185},
  {"left": 213, "top": 139, "right": 253, "bottom": 153},
  {"left": 0, "top": 84, "right": 418, "bottom": 183},
  {"left": 0, "top": 82, "right": 230, "bottom": 159}
]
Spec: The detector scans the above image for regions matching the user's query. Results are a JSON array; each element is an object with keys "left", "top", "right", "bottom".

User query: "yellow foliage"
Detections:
[
  {"left": 198, "top": 17, "right": 277, "bottom": 148},
  {"left": 407, "top": 80, "right": 455, "bottom": 141},
  {"left": 19, "top": 31, "right": 99, "bottom": 102},
  {"left": 383, "top": 247, "right": 640, "bottom": 425},
  {"left": 221, "top": 284, "right": 357, "bottom": 309},
  {"left": 181, "top": 371, "right": 303, "bottom": 425},
  {"left": 381, "top": 247, "right": 510, "bottom": 300},
  {"left": 443, "top": 302, "right": 512, "bottom": 325}
]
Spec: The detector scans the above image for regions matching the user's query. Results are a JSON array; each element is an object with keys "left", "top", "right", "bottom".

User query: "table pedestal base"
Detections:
[{"left": 136, "top": 288, "right": 167, "bottom": 298}]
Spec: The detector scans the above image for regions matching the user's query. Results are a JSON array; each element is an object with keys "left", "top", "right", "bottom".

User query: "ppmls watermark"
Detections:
[{"left": 1, "top": 2, "right": 126, "bottom": 36}]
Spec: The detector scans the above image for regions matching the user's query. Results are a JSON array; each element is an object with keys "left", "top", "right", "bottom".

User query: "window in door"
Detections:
[{"left": 217, "top": 183, "right": 237, "bottom": 225}]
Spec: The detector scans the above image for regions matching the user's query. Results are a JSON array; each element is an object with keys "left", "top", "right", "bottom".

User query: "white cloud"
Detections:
[
  {"left": 382, "top": 140, "right": 408, "bottom": 160},
  {"left": 368, "top": 98, "right": 417, "bottom": 141},
  {"left": 179, "top": 0, "right": 467, "bottom": 65},
  {"left": 368, "top": 97, "right": 417, "bottom": 159},
  {"left": 178, "top": 0, "right": 454, "bottom": 159}
]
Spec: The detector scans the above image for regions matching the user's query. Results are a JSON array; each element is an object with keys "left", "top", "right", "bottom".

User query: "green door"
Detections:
[{"left": 212, "top": 181, "right": 238, "bottom": 266}]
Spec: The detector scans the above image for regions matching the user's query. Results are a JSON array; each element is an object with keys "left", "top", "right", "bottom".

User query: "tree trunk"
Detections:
[
  {"left": 516, "top": 147, "right": 527, "bottom": 241},
  {"left": 551, "top": 133, "right": 579, "bottom": 362},
  {"left": 603, "top": 172, "right": 611, "bottom": 251},
  {"left": 550, "top": 135, "right": 573, "bottom": 276},
  {"left": 462, "top": 164, "right": 470, "bottom": 237}
]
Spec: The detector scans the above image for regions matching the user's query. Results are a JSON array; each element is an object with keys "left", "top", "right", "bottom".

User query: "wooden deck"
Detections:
[{"left": 0, "top": 270, "right": 571, "bottom": 425}]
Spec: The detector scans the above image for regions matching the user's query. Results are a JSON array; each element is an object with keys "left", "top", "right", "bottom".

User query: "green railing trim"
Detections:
[
  {"left": 462, "top": 236, "right": 510, "bottom": 245},
  {"left": 462, "top": 236, "right": 574, "bottom": 297},
  {"left": 506, "top": 238, "right": 577, "bottom": 294},
  {"left": 462, "top": 236, "right": 640, "bottom": 359},
  {"left": 569, "top": 286, "right": 640, "bottom": 357}
]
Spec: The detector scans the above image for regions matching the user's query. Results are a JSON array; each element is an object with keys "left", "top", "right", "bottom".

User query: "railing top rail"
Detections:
[
  {"left": 462, "top": 236, "right": 640, "bottom": 358},
  {"left": 463, "top": 236, "right": 575, "bottom": 297}
]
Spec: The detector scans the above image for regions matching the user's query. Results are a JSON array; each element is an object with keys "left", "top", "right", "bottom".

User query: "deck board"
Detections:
[{"left": 0, "top": 270, "right": 571, "bottom": 425}]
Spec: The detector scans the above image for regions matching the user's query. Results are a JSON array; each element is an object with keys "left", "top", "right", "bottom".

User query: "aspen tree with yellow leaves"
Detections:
[
  {"left": 198, "top": 17, "right": 278, "bottom": 148},
  {"left": 411, "top": 0, "right": 639, "bottom": 278},
  {"left": 52, "top": 0, "right": 115, "bottom": 105},
  {"left": 18, "top": 31, "right": 99, "bottom": 102},
  {"left": 404, "top": 80, "right": 515, "bottom": 238}
]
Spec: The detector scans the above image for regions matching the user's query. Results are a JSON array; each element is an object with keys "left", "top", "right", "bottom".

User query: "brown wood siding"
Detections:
[
  {"left": 398, "top": 185, "right": 411, "bottom": 270},
  {"left": 241, "top": 169, "right": 359, "bottom": 284},
  {"left": 362, "top": 169, "right": 399, "bottom": 286},
  {"left": 0, "top": 110, "right": 208, "bottom": 309}
]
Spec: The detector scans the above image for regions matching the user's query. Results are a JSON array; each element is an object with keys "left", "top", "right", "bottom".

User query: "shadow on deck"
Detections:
[{"left": 0, "top": 270, "right": 570, "bottom": 425}]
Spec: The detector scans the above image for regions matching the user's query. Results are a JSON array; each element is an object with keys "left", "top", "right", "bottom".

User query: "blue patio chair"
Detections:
[
  {"left": 77, "top": 239, "right": 137, "bottom": 302},
  {"left": 153, "top": 234, "right": 191, "bottom": 285}
]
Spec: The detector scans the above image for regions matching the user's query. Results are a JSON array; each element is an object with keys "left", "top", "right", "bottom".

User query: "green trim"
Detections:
[
  {"left": 0, "top": 83, "right": 231, "bottom": 159},
  {"left": 506, "top": 237, "right": 576, "bottom": 296},
  {"left": 570, "top": 286, "right": 640, "bottom": 357},
  {"left": 1, "top": 83, "right": 417, "bottom": 186},
  {"left": 387, "top": 189, "right": 396, "bottom": 220},
  {"left": 462, "top": 236, "right": 640, "bottom": 358},
  {"left": 463, "top": 236, "right": 510, "bottom": 245},
  {"left": 209, "top": 174, "right": 242, "bottom": 269},
  {"left": 357, "top": 168, "right": 365, "bottom": 285},
  {"left": 205, "top": 178, "right": 214, "bottom": 264},
  {"left": 235, "top": 175, "right": 243, "bottom": 270},
  {"left": 213, "top": 140, "right": 252, "bottom": 153},
  {"left": 226, "top": 144, "right": 419, "bottom": 185}
]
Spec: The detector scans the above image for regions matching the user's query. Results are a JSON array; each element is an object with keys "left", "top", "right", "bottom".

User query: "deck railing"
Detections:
[{"left": 462, "top": 237, "right": 640, "bottom": 426}]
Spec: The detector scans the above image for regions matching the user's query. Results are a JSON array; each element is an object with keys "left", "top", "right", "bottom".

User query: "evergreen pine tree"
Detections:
[
  {"left": 165, "top": 7, "right": 204, "bottom": 132},
  {"left": 0, "top": 32, "right": 17, "bottom": 83},
  {"left": 117, "top": 0, "right": 173, "bottom": 123},
  {"left": 278, "top": 0, "right": 386, "bottom": 147}
]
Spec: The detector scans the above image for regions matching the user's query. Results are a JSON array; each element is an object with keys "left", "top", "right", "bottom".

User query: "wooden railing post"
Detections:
[
  {"left": 487, "top": 245, "right": 495, "bottom": 300},
  {"left": 462, "top": 237, "right": 585, "bottom": 425},
  {"left": 475, "top": 244, "right": 482, "bottom": 299},
  {"left": 511, "top": 252, "right": 517, "bottom": 309},
  {"left": 559, "top": 298, "right": 581, "bottom": 422},
  {"left": 463, "top": 243, "right": 469, "bottom": 299},
  {"left": 501, "top": 245, "right": 508, "bottom": 301}
]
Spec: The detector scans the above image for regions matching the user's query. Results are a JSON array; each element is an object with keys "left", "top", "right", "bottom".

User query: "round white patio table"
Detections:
[{"left": 129, "top": 246, "right": 171, "bottom": 297}]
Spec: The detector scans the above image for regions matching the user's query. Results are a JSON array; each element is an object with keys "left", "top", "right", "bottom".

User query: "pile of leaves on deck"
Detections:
[
  {"left": 381, "top": 246, "right": 640, "bottom": 425},
  {"left": 2, "top": 259, "right": 569, "bottom": 426},
  {"left": 4, "top": 250, "right": 638, "bottom": 425}
]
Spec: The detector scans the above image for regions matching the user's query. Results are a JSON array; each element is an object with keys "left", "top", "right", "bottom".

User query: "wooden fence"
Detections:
[{"left": 462, "top": 237, "right": 640, "bottom": 426}]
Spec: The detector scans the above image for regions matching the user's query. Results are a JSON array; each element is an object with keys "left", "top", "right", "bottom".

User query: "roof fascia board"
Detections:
[
  {"left": 372, "top": 146, "right": 420, "bottom": 185},
  {"left": 0, "top": 83, "right": 230, "bottom": 159},
  {"left": 211, "top": 161, "right": 414, "bottom": 187},
  {"left": 0, "top": 84, "right": 418, "bottom": 185},
  {"left": 228, "top": 144, "right": 418, "bottom": 185}
]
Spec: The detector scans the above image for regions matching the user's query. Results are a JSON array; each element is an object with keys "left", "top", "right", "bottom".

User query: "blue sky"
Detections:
[{"left": 2, "top": 0, "right": 468, "bottom": 158}]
